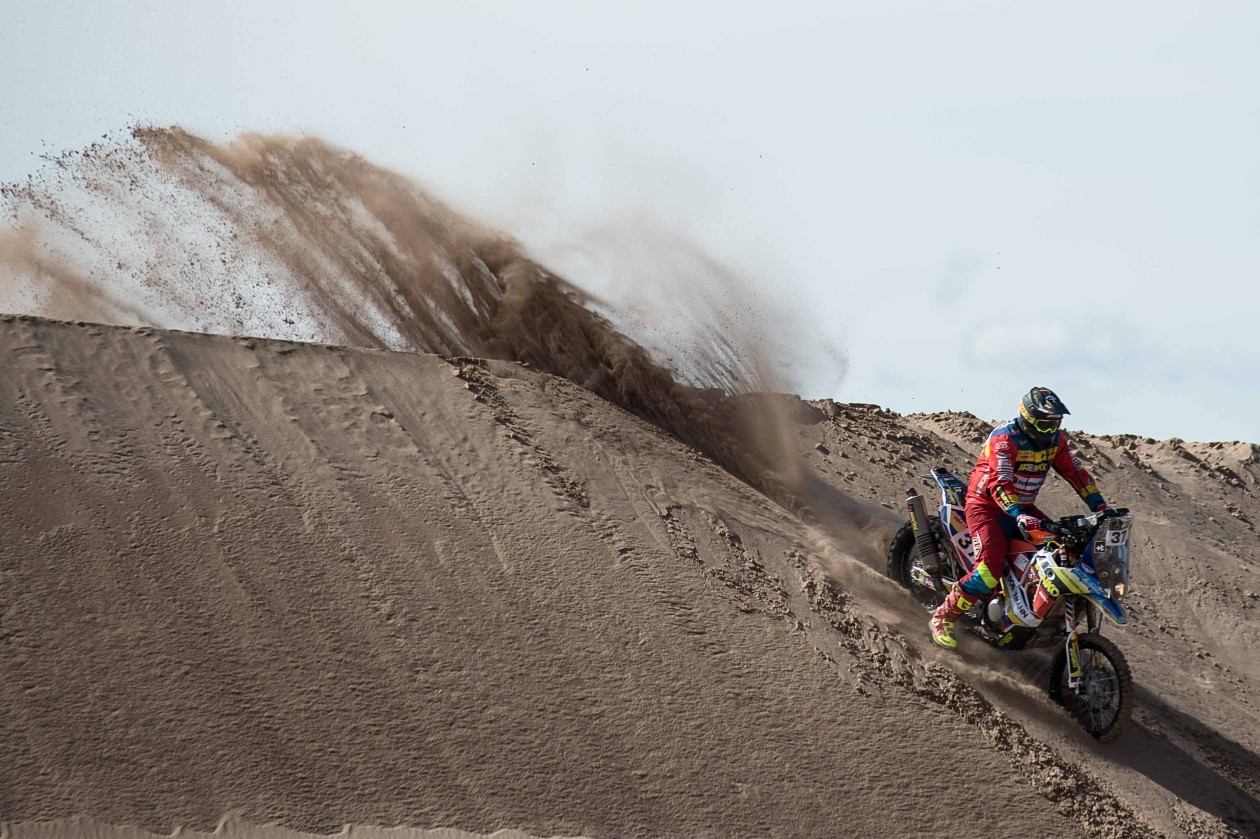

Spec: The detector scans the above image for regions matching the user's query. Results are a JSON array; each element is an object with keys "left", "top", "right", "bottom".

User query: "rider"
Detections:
[{"left": 930, "top": 386, "right": 1110, "bottom": 650}]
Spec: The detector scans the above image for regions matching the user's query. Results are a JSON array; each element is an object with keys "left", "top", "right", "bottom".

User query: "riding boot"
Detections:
[{"left": 930, "top": 582, "right": 978, "bottom": 650}]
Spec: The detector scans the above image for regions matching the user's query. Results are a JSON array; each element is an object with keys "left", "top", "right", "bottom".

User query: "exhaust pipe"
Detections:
[{"left": 905, "top": 489, "right": 944, "bottom": 589}]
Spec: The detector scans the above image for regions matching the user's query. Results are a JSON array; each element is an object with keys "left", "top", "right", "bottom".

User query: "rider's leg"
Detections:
[
  {"left": 930, "top": 585, "right": 979, "bottom": 650},
  {"left": 931, "top": 503, "right": 1012, "bottom": 649}
]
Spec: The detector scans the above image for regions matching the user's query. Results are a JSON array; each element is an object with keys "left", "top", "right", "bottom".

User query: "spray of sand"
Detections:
[{"left": 0, "top": 126, "right": 842, "bottom": 498}]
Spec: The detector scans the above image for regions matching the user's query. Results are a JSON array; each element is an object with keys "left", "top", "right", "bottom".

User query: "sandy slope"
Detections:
[
  {"left": 795, "top": 403, "right": 1260, "bottom": 838},
  {"left": 1, "top": 315, "right": 1257, "bottom": 838},
  {"left": 5, "top": 818, "right": 579, "bottom": 839}
]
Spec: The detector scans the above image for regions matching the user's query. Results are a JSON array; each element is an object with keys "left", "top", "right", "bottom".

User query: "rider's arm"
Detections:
[{"left": 1052, "top": 431, "right": 1107, "bottom": 512}]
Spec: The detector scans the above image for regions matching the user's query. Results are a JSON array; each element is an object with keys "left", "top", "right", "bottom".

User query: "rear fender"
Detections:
[{"left": 928, "top": 467, "right": 968, "bottom": 507}]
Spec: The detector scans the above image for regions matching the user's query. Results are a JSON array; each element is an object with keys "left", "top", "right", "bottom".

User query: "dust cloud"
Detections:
[{"left": 0, "top": 126, "right": 841, "bottom": 496}]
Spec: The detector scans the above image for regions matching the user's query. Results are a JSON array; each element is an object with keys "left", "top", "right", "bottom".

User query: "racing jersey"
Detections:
[{"left": 967, "top": 420, "right": 1105, "bottom": 517}]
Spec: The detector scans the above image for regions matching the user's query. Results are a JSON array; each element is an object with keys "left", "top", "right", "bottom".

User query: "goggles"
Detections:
[
  {"left": 1028, "top": 416, "right": 1061, "bottom": 433},
  {"left": 1020, "top": 405, "right": 1062, "bottom": 434}
]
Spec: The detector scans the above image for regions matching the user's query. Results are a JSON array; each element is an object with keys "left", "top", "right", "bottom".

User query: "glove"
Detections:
[{"left": 1016, "top": 513, "right": 1041, "bottom": 539}]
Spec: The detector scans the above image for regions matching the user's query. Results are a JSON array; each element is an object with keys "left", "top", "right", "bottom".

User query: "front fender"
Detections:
[{"left": 1087, "top": 592, "right": 1128, "bottom": 627}]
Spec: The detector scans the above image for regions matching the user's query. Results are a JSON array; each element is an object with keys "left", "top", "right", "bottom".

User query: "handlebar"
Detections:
[{"left": 1022, "top": 507, "right": 1130, "bottom": 544}]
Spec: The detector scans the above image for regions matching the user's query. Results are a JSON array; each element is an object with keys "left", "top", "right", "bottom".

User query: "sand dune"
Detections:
[
  {"left": 2, "top": 128, "right": 1258, "bottom": 838},
  {"left": 0, "top": 314, "right": 1256, "bottom": 838}
]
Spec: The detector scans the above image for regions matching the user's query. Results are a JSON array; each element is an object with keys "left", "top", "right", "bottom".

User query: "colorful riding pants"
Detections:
[{"left": 958, "top": 501, "right": 1049, "bottom": 597}]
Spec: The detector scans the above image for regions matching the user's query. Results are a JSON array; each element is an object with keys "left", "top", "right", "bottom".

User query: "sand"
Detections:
[
  {"left": 0, "top": 315, "right": 1255, "bottom": 838},
  {"left": 1, "top": 128, "right": 1258, "bottom": 838}
]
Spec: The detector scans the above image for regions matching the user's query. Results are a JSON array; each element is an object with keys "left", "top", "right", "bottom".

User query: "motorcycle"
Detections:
[{"left": 886, "top": 466, "right": 1134, "bottom": 742}]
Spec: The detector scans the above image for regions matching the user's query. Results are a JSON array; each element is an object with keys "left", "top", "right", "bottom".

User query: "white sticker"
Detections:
[{"left": 955, "top": 531, "right": 973, "bottom": 552}]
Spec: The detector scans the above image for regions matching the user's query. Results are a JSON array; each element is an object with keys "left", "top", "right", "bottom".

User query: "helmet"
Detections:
[{"left": 1017, "top": 387, "right": 1069, "bottom": 446}]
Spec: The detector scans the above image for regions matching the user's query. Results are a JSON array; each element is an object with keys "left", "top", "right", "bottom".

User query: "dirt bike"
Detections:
[{"left": 887, "top": 467, "right": 1134, "bottom": 742}]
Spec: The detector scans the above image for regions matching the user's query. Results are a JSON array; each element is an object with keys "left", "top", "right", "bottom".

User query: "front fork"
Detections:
[{"left": 1063, "top": 599, "right": 1095, "bottom": 692}]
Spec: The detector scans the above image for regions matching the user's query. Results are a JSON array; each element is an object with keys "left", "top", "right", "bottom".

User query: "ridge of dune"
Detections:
[
  {"left": 2, "top": 314, "right": 1257, "bottom": 839},
  {"left": 0, "top": 127, "right": 818, "bottom": 514}
]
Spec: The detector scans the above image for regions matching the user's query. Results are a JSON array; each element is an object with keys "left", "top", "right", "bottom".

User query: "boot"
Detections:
[{"left": 930, "top": 583, "right": 977, "bottom": 650}]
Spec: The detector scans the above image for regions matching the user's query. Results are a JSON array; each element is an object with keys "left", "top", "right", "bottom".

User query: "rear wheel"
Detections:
[
  {"left": 1049, "top": 633, "right": 1133, "bottom": 743},
  {"left": 887, "top": 518, "right": 951, "bottom": 612}
]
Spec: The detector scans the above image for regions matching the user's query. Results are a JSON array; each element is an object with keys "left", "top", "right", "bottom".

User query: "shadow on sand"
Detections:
[{"left": 1104, "top": 686, "right": 1260, "bottom": 836}]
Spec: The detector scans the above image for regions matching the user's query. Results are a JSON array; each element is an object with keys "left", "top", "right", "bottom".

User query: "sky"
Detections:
[{"left": 2, "top": 1, "right": 1258, "bottom": 443}]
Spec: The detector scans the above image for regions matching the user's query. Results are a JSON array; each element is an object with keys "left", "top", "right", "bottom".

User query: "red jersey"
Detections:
[{"left": 968, "top": 420, "right": 1105, "bottom": 517}]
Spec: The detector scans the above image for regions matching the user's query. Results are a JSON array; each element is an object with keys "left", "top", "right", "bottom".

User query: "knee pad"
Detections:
[{"left": 960, "top": 567, "right": 998, "bottom": 597}]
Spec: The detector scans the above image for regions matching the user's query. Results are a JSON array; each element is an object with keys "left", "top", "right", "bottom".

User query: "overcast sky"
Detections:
[{"left": 2, "top": 1, "right": 1257, "bottom": 442}]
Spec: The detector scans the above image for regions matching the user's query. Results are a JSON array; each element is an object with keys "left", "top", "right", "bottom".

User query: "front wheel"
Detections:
[{"left": 1048, "top": 633, "right": 1133, "bottom": 743}]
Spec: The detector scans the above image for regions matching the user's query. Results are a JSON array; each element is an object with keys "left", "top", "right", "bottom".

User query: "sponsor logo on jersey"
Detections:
[{"left": 1015, "top": 448, "right": 1056, "bottom": 464}]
